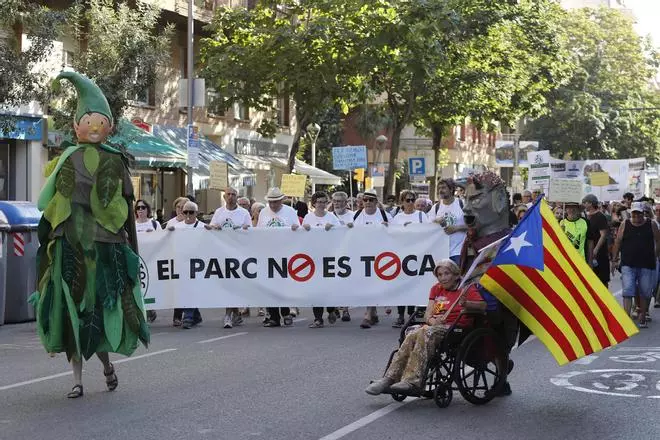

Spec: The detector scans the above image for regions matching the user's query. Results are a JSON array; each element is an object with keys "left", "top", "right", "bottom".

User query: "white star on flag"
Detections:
[{"left": 505, "top": 231, "right": 533, "bottom": 257}]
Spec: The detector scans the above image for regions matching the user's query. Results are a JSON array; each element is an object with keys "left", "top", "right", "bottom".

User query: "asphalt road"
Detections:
[{"left": 2, "top": 276, "right": 660, "bottom": 440}]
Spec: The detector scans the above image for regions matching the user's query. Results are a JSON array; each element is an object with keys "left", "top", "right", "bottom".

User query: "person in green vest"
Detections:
[
  {"left": 29, "top": 71, "right": 149, "bottom": 398},
  {"left": 559, "top": 202, "right": 592, "bottom": 262}
]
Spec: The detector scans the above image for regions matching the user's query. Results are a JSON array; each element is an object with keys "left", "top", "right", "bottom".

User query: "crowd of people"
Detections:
[{"left": 135, "top": 181, "right": 660, "bottom": 331}]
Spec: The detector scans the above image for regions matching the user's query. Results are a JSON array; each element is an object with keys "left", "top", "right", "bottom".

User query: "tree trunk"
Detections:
[
  {"left": 384, "top": 120, "right": 403, "bottom": 196},
  {"left": 288, "top": 106, "right": 309, "bottom": 173},
  {"left": 429, "top": 124, "right": 444, "bottom": 200}
]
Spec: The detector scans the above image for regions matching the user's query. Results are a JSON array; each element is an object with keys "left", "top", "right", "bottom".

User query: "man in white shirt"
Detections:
[
  {"left": 207, "top": 187, "right": 252, "bottom": 329},
  {"left": 353, "top": 189, "right": 392, "bottom": 328},
  {"left": 257, "top": 187, "right": 299, "bottom": 328},
  {"left": 331, "top": 191, "right": 355, "bottom": 227},
  {"left": 428, "top": 178, "right": 467, "bottom": 265}
]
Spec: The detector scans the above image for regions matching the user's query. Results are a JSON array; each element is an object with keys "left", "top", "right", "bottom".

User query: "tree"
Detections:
[
  {"left": 51, "top": 0, "right": 173, "bottom": 134},
  {"left": 414, "top": 0, "right": 571, "bottom": 196},
  {"left": 522, "top": 6, "right": 660, "bottom": 161},
  {"left": 0, "top": 1, "right": 65, "bottom": 132},
  {"left": 201, "top": 0, "right": 373, "bottom": 172}
]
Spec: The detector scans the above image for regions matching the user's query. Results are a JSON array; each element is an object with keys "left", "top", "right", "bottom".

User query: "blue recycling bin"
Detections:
[{"left": 0, "top": 201, "right": 41, "bottom": 324}]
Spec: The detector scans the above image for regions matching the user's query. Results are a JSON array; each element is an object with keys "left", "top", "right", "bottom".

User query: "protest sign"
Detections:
[
  {"left": 137, "top": 224, "right": 450, "bottom": 308},
  {"left": 209, "top": 161, "right": 229, "bottom": 189},
  {"left": 281, "top": 174, "right": 307, "bottom": 197},
  {"left": 549, "top": 178, "right": 584, "bottom": 203},
  {"left": 332, "top": 146, "right": 368, "bottom": 170}
]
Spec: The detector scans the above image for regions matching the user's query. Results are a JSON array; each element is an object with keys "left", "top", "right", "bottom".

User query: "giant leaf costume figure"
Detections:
[{"left": 30, "top": 71, "right": 149, "bottom": 398}]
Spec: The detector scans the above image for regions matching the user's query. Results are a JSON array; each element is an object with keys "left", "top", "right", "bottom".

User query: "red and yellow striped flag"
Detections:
[{"left": 480, "top": 198, "right": 638, "bottom": 365}]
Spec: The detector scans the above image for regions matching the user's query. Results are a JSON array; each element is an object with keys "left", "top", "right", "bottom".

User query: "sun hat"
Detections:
[
  {"left": 265, "top": 187, "right": 286, "bottom": 201},
  {"left": 630, "top": 202, "right": 644, "bottom": 213}
]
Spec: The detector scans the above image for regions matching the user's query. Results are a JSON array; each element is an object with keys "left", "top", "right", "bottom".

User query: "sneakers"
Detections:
[
  {"left": 328, "top": 311, "right": 337, "bottom": 325},
  {"left": 258, "top": 308, "right": 266, "bottom": 317},
  {"left": 365, "top": 377, "right": 395, "bottom": 395},
  {"left": 283, "top": 314, "right": 294, "bottom": 326},
  {"left": 223, "top": 314, "right": 233, "bottom": 329},
  {"left": 639, "top": 318, "right": 648, "bottom": 329},
  {"left": 341, "top": 310, "right": 351, "bottom": 322},
  {"left": 290, "top": 308, "right": 299, "bottom": 318},
  {"left": 360, "top": 319, "right": 372, "bottom": 329},
  {"left": 309, "top": 319, "right": 324, "bottom": 328},
  {"left": 232, "top": 315, "right": 244, "bottom": 326},
  {"left": 392, "top": 316, "right": 405, "bottom": 328}
]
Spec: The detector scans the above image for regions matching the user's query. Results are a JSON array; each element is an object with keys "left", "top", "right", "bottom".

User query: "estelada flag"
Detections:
[{"left": 480, "top": 198, "right": 638, "bottom": 365}]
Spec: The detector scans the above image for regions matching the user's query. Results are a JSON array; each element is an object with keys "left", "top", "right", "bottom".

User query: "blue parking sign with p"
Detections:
[{"left": 409, "top": 158, "right": 425, "bottom": 175}]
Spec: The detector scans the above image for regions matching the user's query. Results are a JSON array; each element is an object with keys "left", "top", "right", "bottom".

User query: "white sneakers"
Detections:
[{"left": 223, "top": 314, "right": 233, "bottom": 329}]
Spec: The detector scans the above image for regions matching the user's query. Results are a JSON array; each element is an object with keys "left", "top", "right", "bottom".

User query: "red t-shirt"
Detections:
[{"left": 429, "top": 284, "right": 483, "bottom": 327}]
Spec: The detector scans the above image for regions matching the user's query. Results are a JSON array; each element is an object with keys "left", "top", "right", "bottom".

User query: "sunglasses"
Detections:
[
  {"left": 404, "top": 198, "right": 415, "bottom": 203},
  {"left": 183, "top": 210, "right": 196, "bottom": 215},
  {"left": 135, "top": 205, "right": 147, "bottom": 210},
  {"left": 363, "top": 197, "right": 377, "bottom": 202}
]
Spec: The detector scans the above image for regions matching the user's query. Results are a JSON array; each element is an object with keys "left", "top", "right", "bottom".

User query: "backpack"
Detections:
[
  {"left": 434, "top": 198, "right": 463, "bottom": 215},
  {"left": 353, "top": 208, "right": 389, "bottom": 223}
]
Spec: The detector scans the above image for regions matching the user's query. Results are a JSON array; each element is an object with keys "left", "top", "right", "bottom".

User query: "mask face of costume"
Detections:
[
  {"left": 74, "top": 113, "right": 113, "bottom": 144},
  {"left": 463, "top": 181, "right": 509, "bottom": 237}
]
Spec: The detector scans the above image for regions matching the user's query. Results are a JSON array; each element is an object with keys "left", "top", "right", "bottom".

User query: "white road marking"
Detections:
[
  {"left": 318, "top": 398, "right": 414, "bottom": 440},
  {"left": 617, "top": 347, "right": 660, "bottom": 351},
  {"left": 0, "top": 348, "right": 177, "bottom": 391},
  {"left": 573, "top": 355, "right": 599, "bottom": 365},
  {"left": 196, "top": 332, "right": 248, "bottom": 344}
]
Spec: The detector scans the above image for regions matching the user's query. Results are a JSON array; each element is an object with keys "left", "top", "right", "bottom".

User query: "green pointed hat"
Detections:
[{"left": 52, "top": 71, "right": 113, "bottom": 124}]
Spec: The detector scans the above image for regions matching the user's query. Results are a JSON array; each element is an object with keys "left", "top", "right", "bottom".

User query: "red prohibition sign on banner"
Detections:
[
  {"left": 374, "top": 252, "right": 401, "bottom": 281},
  {"left": 288, "top": 253, "right": 316, "bottom": 282}
]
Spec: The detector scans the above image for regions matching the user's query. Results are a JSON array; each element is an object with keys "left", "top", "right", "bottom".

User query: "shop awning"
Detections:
[
  {"left": 152, "top": 125, "right": 255, "bottom": 183},
  {"left": 270, "top": 158, "right": 343, "bottom": 186},
  {"left": 109, "top": 120, "right": 186, "bottom": 168}
]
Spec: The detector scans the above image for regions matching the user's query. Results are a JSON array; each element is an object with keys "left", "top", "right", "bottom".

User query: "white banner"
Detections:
[{"left": 137, "top": 225, "right": 450, "bottom": 309}]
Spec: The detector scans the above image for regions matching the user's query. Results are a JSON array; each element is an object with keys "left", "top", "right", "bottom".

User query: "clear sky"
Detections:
[{"left": 626, "top": 0, "right": 660, "bottom": 46}]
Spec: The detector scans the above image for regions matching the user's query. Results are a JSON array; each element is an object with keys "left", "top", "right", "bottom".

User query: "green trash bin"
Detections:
[
  {"left": 0, "top": 211, "right": 9, "bottom": 325},
  {"left": 0, "top": 201, "right": 41, "bottom": 324}
]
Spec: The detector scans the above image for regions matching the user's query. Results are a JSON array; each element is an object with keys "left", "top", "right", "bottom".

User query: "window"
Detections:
[
  {"left": 62, "top": 50, "right": 75, "bottom": 68},
  {"left": 206, "top": 89, "right": 225, "bottom": 117},
  {"left": 129, "top": 68, "right": 155, "bottom": 107},
  {"left": 276, "top": 95, "right": 290, "bottom": 127},
  {"left": 234, "top": 100, "right": 249, "bottom": 121}
]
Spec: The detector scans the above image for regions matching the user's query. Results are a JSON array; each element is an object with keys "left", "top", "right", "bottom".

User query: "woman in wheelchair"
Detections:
[{"left": 365, "top": 259, "right": 486, "bottom": 396}]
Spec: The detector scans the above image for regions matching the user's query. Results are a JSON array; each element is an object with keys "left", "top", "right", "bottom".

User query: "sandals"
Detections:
[
  {"left": 104, "top": 363, "right": 118, "bottom": 391},
  {"left": 67, "top": 384, "right": 84, "bottom": 399},
  {"left": 263, "top": 319, "right": 281, "bottom": 327}
]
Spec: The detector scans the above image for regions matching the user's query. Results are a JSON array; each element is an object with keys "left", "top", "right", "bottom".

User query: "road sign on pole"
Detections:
[{"left": 408, "top": 157, "right": 426, "bottom": 176}]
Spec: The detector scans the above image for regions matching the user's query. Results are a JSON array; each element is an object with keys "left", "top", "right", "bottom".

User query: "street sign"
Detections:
[
  {"left": 409, "top": 157, "right": 426, "bottom": 176},
  {"left": 332, "top": 146, "right": 367, "bottom": 170}
]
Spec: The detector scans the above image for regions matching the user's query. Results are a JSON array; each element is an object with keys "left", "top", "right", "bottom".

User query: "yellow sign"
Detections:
[
  {"left": 364, "top": 176, "right": 372, "bottom": 189},
  {"left": 281, "top": 174, "right": 307, "bottom": 197},
  {"left": 131, "top": 176, "right": 141, "bottom": 200},
  {"left": 209, "top": 161, "right": 229, "bottom": 190},
  {"left": 589, "top": 172, "right": 610, "bottom": 187},
  {"left": 354, "top": 168, "right": 365, "bottom": 182}
]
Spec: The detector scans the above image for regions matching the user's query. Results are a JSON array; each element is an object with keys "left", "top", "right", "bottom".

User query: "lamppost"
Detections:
[
  {"left": 306, "top": 122, "right": 321, "bottom": 194},
  {"left": 373, "top": 134, "right": 388, "bottom": 198}
]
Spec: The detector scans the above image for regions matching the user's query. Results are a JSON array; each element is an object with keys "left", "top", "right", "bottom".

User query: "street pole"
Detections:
[
  {"left": 311, "top": 138, "right": 316, "bottom": 194},
  {"left": 186, "top": 0, "right": 194, "bottom": 196},
  {"left": 306, "top": 123, "right": 320, "bottom": 195},
  {"left": 511, "top": 135, "right": 522, "bottom": 195}
]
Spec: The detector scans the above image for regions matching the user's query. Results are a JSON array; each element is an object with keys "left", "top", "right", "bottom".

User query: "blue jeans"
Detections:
[{"left": 621, "top": 266, "right": 655, "bottom": 298}]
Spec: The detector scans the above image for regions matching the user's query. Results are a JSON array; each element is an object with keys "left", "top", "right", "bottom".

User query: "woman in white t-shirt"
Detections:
[
  {"left": 302, "top": 191, "right": 340, "bottom": 329},
  {"left": 134, "top": 199, "right": 162, "bottom": 233},
  {"left": 167, "top": 201, "right": 202, "bottom": 329},
  {"left": 164, "top": 196, "right": 189, "bottom": 230},
  {"left": 390, "top": 190, "right": 430, "bottom": 226}
]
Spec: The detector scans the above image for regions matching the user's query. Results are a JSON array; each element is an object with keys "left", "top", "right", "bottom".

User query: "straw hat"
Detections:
[{"left": 265, "top": 187, "right": 286, "bottom": 201}]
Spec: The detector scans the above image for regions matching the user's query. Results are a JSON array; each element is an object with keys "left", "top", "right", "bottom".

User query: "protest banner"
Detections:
[
  {"left": 209, "top": 160, "right": 229, "bottom": 190},
  {"left": 281, "top": 174, "right": 307, "bottom": 197},
  {"left": 137, "top": 224, "right": 450, "bottom": 308},
  {"left": 548, "top": 178, "right": 584, "bottom": 203}
]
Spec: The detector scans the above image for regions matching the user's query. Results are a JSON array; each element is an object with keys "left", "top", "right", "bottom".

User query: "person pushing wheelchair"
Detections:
[{"left": 366, "top": 259, "right": 485, "bottom": 396}]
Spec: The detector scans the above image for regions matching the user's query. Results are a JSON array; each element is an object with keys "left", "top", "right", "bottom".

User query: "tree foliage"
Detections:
[
  {"left": 522, "top": 7, "right": 660, "bottom": 161},
  {"left": 0, "top": 1, "right": 65, "bottom": 132},
  {"left": 201, "top": 0, "right": 374, "bottom": 172},
  {"left": 51, "top": 0, "right": 173, "bottom": 134}
]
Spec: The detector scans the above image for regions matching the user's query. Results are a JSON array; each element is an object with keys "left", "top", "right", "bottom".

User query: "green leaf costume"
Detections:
[{"left": 30, "top": 71, "right": 149, "bottom": 361}]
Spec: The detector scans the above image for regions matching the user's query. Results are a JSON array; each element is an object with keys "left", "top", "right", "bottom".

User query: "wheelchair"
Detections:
[{"left": 378, "top": 310, "right": 509, "bottom": 408}]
